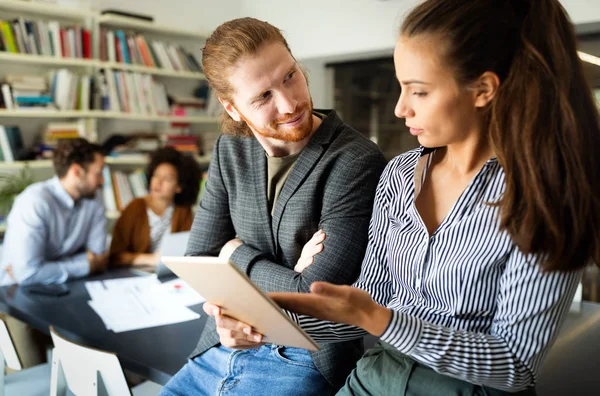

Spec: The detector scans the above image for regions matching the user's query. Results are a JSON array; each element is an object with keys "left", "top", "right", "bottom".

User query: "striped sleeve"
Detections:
[
  {"left": 352, "top": 158, "right": 401, "bottom": 304},
  {"left": 380, "top": 249, "right": 582, "bottom": 392}
]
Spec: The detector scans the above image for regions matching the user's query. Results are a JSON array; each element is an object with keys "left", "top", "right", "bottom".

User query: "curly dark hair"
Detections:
[
  {"left": 146, "top": 147, "right": 201, "bottom": 206},
  {"left": 53, "top": 138, "right": 103, "bottom": 178}
]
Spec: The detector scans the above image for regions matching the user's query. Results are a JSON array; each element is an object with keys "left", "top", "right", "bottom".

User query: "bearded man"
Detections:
[{"left": 161, "top": 18, "right": 386, "bottom": 396}]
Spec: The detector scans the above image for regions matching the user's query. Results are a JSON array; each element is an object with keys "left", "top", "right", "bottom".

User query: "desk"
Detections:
[
  {"left": 0, "top": 272, "right": 598, "bottom": 393},
  {"left": 0, "top": 269, "right": 207, "bottom": 385}
]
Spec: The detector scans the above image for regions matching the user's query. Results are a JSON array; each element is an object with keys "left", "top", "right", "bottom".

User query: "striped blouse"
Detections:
[{"left": 293, "top": 147, "right": 582, "bottom": 392}]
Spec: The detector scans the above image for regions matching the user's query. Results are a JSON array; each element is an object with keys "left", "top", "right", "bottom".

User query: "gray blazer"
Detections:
[{"left": 186, "top": 110, "right": 386, "bottom": 390}]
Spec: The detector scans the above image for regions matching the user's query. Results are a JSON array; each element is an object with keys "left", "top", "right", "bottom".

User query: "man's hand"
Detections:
[
  {"left": 219, "top": 238, "right": 243, "bottom": 261},
  {"left": 203, "top": 302, "right": 265, "bottom": 349},
  {"left": 87, "top": 250, "right": 109, "bottom": 274},
  {"left": 295, "top": 230, "right": 325, "bottom": 273}
]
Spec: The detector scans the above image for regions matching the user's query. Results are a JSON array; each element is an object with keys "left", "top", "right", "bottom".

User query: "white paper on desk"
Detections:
[
  {"left": 159, "top": 278, "right": 205, "bottom": 307},
  {"left": 85, "top": 275, "right": 160, "bottom": 300},
  {"left": 87, "top": 282, "right": 200, "bottom": 333}
]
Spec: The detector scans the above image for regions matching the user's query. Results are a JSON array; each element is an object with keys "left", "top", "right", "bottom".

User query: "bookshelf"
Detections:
[
  {"left": 100, "top": 61, "right": 206, "bottom": 79},
  {"left": 0, "top": 0, "right": 218, "bottom": 231},
  {"left": 97, "top": 14, "right": 208, "bottom": 39},
  {"left": 0, "top": 52, "right": 208, "bottom": 80},
  {"left": 0, "top": 51, "right": 100, "bottom": 67}
]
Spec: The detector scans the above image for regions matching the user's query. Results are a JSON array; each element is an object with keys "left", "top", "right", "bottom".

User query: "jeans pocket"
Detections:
[{"left": 273, "top": 346, "right": 317, "bottom": 370}]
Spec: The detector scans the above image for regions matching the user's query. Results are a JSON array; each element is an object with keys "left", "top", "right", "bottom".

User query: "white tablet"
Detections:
[{"left": 162, "top": 256, "right": 319, "bottom": 351}]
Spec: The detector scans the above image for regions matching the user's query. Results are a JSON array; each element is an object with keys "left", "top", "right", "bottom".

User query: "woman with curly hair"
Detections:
[{"left": 109, "top": 147, "right": 201, "bottom": 267}]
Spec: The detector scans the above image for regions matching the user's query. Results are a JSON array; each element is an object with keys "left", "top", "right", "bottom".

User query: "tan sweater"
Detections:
[{"left": 109, "top": 197, "right": 194, "bottom": 266}]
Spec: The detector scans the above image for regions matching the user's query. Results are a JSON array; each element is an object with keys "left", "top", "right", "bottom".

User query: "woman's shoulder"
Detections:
[
  {"left": 381, "top": 147, "right": 422, "bottom": 180},
  {"left": 122, "top": 197, "right": 148, "bottom": 215}
]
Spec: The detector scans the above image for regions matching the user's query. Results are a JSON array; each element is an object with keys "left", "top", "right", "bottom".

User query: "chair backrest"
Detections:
[
  {"left": 49, "top": 326, "right": 131, "bottom": 396},
  {"left": 0, "top": 319, "right": 21, "bottom": 371}
]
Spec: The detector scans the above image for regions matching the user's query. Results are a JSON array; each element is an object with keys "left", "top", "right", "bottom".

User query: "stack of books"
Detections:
[
  {"left": 0, "top": 18, "right": 92, "bottom": 59},
  {"left": 162, "top": 134, "right": 199, "bottom": 154},
  {"left": 1, "top": 74, "right": 54, "bottom": 110}
]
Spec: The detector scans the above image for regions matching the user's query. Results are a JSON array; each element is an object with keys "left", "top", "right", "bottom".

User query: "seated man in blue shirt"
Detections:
[{"left": 0, "top": 138, "right": 109, "bottom": 286}]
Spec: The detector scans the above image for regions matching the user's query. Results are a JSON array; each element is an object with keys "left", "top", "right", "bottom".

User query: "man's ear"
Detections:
[
  {"left": 472, "top": 71, "right": 500, "bottom": 108},
  {"left": 67, "top": 163, "right": 84, "bottom": 179},
  {"left": 219, "top": 97, "right": 241, "bottom": 122}
]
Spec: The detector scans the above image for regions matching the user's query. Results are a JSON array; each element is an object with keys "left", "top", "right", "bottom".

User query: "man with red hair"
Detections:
[{"left": 160, "top": 18, "right": 385, "bottom": 395}]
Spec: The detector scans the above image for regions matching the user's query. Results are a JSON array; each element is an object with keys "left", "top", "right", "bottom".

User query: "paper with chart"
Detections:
[{"left": 85, "top": 276, "right": 201, "bottom": 333}]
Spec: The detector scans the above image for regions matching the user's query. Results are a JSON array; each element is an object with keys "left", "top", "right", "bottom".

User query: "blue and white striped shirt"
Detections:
[{"left": 295, "top": 147, "right": 582, "bottom": 392}]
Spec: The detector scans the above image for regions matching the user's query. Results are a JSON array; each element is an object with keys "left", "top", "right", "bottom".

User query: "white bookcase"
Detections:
[{"left": 0, "top": 0, "right": 218, "bottom": 232}]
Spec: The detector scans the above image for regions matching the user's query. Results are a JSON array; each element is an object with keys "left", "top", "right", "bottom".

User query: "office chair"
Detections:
[
  {"left": 49, "top": 326, "right": 162, "bottom": 396},
  {"left": 0, "top": 318, "right": 51, "bottom": 396}
]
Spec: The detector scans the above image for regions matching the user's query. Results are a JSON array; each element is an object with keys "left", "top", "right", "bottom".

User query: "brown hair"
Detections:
[
  {"left": 202, "top": 17, "right": 292, "bottom": 137},
  {"left": 402, "top": 0, "right": 600, "bottom": 271},
  {"left": 53, "top": 138, "right": 103, "bottom": 178}
]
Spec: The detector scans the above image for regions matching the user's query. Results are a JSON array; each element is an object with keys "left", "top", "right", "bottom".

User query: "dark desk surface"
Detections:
[
  {"left": 0, "top": 269, "right": 207, "bottom": 385},
  {"left": 537, "top": 301, "right": 600, "bottom": 396},
  {"left": 0, "top": 271, "right": 598, "bottom": 393}
]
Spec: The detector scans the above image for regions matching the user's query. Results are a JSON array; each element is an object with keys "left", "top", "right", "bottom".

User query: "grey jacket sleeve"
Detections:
[{"left": 232, "top": 151, "right": 386, "bottom": 293}]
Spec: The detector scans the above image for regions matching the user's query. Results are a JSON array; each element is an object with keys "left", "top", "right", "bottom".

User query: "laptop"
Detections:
[{"left": 155, "top": 231, "right": 191, "bottom": 278}]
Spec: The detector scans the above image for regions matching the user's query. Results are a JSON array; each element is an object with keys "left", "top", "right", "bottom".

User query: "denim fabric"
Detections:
[{"left": 160, "top": 344, "right": 332, "bottom": 396}]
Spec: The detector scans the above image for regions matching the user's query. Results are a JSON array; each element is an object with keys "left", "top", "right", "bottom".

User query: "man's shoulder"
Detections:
[
  {"left": 14, "top": 180, "right": 54, "bottom": 207},
  {"left": 324, "top": 122, "right": 385, "bottom": 167}
]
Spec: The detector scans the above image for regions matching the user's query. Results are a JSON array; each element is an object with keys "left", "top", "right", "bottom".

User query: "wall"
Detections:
[
  {"left": 238, "top": 0, "right": 600, "bottom": 108},
  {"left": 91, "top": 0, "right": 244, "bottom": 33},
  {"left": 241, "top": 0, "right": 600, "bottom": 60}
]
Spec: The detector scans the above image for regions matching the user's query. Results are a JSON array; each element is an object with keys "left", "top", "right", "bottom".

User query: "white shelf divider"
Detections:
[
  {"left": 97, "top": 14, "right": 207, "bottom": 39},
  {"left": 0, "top": 110, "right": 217, "bottom": 123},
  {"left": 0, "top": 0, "right": 93, "bottom": 20},
  {"left": 0, "top": 52, "right": 100, "bottom": 68},
  {"left": 100, "top": 62, "right": 206, "bottom": 80},
  {"left": 0, "top": 110, "right": 95, "bottom": 118},
  {"left": 0, "top": 160, "right": 52, "bottom": 169}
]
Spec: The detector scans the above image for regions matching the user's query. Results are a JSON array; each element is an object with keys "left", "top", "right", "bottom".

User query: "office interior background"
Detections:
[
  {"left": 0, "top": 0, "right": 599, "bottom": 394},
  {"left": 1, "top": 0, "right": 599, "bottom": 298}
]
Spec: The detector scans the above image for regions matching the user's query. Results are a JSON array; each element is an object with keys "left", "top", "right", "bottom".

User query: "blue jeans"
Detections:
[{"left": 160, "top": 344, "right": 332, "bottom": 396}]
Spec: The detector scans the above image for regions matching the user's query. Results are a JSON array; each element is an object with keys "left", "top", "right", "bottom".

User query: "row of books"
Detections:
[
  {"left": 98, "top": 69, "right": 170, "bottom": 115},
  {"left": 0, "top": 69, "right": 173, "bottom": 116},
  {"left": 102, "top": 167, "right": 148, "bottom": 212},
  {"left": 0, "top": 18, "right": 91, "bottom": 59},
  {"left": 36, "top": 120, "right": 89, "bottom": 158},
  {"left": 99, "top": 29, "right": 202, "bottom": 73},
  {"left": 0, "top": 125, "right": 24, "bottom": 162}
]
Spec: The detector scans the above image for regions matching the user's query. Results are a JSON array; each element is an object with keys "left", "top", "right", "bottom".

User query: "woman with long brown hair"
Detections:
[{"left": 205, "top": 0, "right": 600, "bottom": 394}]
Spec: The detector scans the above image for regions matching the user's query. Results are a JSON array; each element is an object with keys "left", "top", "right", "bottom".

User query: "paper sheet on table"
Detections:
[
  {"left": 85, "top": 275, "right": 160, "bottom": 300},
  {"left": 86, "top": 277, "right": 200, "bottom": 333},
  {"left": 159, "top": 278, "right": 205, "bottom": 307}
]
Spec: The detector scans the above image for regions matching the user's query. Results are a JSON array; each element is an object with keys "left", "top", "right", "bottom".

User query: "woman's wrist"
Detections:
[{"left": 362, "top": 303, "right": 392, "bottom": 336}]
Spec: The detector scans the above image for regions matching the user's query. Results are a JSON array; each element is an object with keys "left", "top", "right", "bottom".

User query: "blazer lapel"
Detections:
[
  {"left": 252, "top": 141, "right": 277, "bottom": 253},
  {"left": 271, "top": 140, "right": 324, "bottom": 246}
]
